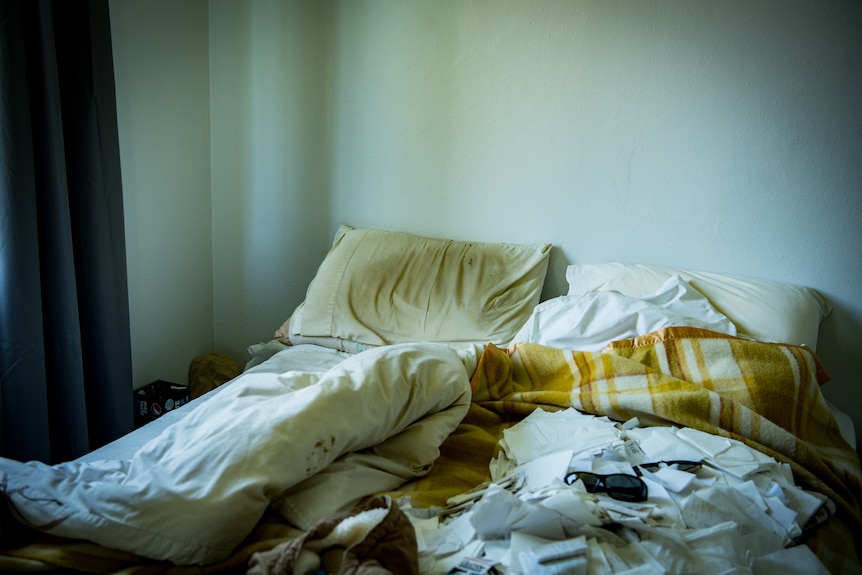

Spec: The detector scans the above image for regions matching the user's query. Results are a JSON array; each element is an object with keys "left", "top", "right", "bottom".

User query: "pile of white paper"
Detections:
[{"left": 404, "top": 408, "right": 833, "bottom": 575}]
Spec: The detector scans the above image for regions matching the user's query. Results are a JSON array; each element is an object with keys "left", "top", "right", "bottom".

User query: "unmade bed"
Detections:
[{"left": 1, "top": 226, "right": 860, "bottom": 575}]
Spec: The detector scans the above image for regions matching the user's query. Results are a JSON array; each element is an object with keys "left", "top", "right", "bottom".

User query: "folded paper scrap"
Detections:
[{"left": 403, "top": 408, "right": 833, "bottom": 575}]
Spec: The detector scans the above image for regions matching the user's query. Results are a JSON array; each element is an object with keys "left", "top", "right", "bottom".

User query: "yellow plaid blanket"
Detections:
[
  {"left": 2, "top": 327, "right": 861, "bottom": 574},
  {"left": 401, "top": 327, "right": 862, "bottom": 574}
]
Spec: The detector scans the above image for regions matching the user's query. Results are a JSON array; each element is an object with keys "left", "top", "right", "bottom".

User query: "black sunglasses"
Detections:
[
  {"left": 637, "top": 460, "right": 703, "bottom": 474},
  {"left": 564, "top": 471, "right": 648, "bottom": 502}
]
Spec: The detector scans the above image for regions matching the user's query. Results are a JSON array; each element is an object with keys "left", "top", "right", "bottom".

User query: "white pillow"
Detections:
[
  {"left": 511, "top": 275, "right": 737, "bottom": 351},
  {"left": 276, "top": 225, "right": 552, "bottom": 349},
  {"left": 566, "top": 263, "right": 831, "bottom": 349}
]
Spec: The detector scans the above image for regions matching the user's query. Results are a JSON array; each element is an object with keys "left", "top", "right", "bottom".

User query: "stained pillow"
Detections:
[
  {"left": 276, "top": 225, "right": 552, "bottom": 349},
  {"left": 566, "top": 263, "right": 831, "bottom": 349}
]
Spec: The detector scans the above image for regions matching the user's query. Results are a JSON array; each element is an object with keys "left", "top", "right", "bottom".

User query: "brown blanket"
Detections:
[{"left": 247, "top": 496, "right": 417, "bottom": 575}]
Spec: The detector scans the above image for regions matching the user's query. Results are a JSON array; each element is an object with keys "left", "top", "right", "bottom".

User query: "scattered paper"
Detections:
[
  {"left": 403, "top": 408, "right": 834, "bottom": 575},
  {"left": 513, "top": 450, "right": 573, "bottom": 490}
]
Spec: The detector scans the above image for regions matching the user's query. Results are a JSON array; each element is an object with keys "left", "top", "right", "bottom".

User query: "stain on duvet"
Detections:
[{"left": 304, "top": 436, "right": 338, "bottom": 475}]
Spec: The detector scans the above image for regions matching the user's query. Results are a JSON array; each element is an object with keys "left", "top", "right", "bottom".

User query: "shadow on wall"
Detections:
[{"left": 541, "top": 247, "right": 570, "bottom": 302}]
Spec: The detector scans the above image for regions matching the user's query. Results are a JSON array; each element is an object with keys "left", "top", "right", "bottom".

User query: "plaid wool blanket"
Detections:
[{"left": 399, "top": 327, "right": 862, "bottom": 574}]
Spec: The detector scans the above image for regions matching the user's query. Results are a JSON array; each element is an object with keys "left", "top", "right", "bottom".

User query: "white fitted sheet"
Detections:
[{"left": 78, "top": 344, "right": 352, "bottom": 464}]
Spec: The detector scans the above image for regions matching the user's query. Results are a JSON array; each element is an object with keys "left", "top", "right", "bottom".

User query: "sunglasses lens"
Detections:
[
  {"left": 604, "top": 475, "right": 647, "bottom": 502},
  {"left": 574, "top": 472, "right": 601, "bottom": 492},
  {"left": 566, "top": 472, "right": 648, "bottom": 502},
  {"left": 640, "top": 461, "right": 702, "bottom": 473}
]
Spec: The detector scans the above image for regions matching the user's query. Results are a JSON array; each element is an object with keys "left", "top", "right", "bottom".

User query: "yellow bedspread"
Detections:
[
  {"left": 2, "top": 327, "right": 860, "bottom": 574},
  {"left": 400, "top": 327, "right": 862, "bottom": 574}
]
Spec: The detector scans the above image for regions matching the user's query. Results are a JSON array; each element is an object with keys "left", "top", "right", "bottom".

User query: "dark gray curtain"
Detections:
[{"left": 0, "top": 0, "right": 132, "bottom": 463}]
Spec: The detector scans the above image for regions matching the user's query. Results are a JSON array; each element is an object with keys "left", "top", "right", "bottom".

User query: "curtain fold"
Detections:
[{"left": 0, "top": 0, "right": 132, "bottom": 463}]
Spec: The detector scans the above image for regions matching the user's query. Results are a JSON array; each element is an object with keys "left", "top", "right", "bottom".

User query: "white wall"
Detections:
[
  {"left": 115, "top": 1, "right": 862, "bottom": 448},
  {"left": 209, "top": 0, "right": 332, "bottom": 362},
  {"left": 324, "top": 0, "right": 862, "bottom": 448},
  {"left": 110, "top": 0, "right": 213, "bottom": 388}
]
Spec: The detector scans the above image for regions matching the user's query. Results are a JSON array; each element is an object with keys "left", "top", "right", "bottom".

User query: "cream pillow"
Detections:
[
  {"left": 277, "top": 226, "right": 552, "bottom": 349},
  {"left": 566, "top": 263, "right": 831, "bottom": 349}
]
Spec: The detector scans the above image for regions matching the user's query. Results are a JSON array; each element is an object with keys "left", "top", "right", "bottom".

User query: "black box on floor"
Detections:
[{"left": 134, "top": 380, "right": 190, "bottom": 428}]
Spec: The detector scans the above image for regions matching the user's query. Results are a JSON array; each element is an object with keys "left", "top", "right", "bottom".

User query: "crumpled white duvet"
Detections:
[{"left": 0, "top": 342, "right": 471, "bottom": 565}]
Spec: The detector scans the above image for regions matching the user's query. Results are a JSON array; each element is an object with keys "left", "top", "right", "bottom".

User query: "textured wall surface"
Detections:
[{"left": 115, "top": 1, "right": 862, "bottom": 448}]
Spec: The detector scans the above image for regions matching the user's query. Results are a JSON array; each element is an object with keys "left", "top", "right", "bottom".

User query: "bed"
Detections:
[{"left": 1, "top": 225, "right": 860, "bottom": 575}]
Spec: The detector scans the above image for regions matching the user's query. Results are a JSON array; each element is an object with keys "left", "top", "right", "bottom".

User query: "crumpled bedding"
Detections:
[
  {"left": 392, "top": 327, "right": 862, "bottom": 574},
  {"left": 0, "top": 343, "right": 471, "bottom": 565},
  {"left": 247, "top": 496, "right": 417, "bottom": 575},
  {"left": 1, "top": 329, "right": 860, "bottom": 575}
]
